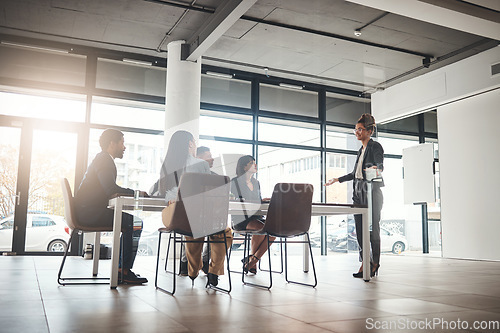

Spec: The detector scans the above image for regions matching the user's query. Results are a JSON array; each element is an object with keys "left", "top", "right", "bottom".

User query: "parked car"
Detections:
[
  {"left": 0, "top": 214, "right": 70, "bottom": 252},
  {"left": 100, "top": 215, "right": 244, "bottom": 256},
  {"left": 328, "top": 225, "right": 408, "bottom": 254}
]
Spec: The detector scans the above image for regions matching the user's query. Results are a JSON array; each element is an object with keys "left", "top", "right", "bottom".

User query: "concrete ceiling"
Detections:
[{"left": 0, "top": 0, "right": 498, "bottom": 95}]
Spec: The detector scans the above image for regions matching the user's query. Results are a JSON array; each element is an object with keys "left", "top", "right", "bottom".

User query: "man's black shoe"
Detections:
[
  {"left": 121, "top": 270, "right": 148, "bottom": 284},
  {"left": 202, "top": 260, "right": 209, "bottom": 275},
  {"left": 179, "top": 260, "right": 188, "bottom": 276}
]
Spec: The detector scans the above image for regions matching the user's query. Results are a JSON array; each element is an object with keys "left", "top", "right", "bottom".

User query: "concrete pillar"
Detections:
[{"left": 165, "top": 40, "right": 202, "bottom": 149}]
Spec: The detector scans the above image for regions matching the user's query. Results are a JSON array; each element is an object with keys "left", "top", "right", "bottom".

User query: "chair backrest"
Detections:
[
  {"left": 162, "top": 173, "right": 231, "bottom": 238},
  {"left": 61, "top": 178, "right": 78, "bottom": 230},
  {"left": 263, "top": 183, "right": 314, "bottom": 237}
]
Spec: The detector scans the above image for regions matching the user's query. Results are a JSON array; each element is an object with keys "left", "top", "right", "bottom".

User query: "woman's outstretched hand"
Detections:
[{"left": 325, "top": 178, "right": 339, "bottom": 186}]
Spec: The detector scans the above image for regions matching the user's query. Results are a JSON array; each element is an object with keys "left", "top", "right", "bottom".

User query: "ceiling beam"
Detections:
[
  {"left": 184, "top": 0, "right": 257, "bottom": 61},
  {"left": 345, "top": 0, "right": 500, "bottom": 40},
  {"left": 146, "top": 0, "right": 433, "bottom": 58}
]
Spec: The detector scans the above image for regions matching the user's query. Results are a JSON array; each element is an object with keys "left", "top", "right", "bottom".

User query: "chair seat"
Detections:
[{"left": 81, "top": 225, "right": 114, "bottom": 232}]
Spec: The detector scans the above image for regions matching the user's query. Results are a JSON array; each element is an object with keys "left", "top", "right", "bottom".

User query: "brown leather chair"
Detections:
[
  {"left": 239, "top": 183, "right": 316, "bottom": 289},
  {"left": 155, "top": 172, "right": 232, "bottom": 295},
  {"left": 58, "top": 178, "right": 114, "bottom": 285}
]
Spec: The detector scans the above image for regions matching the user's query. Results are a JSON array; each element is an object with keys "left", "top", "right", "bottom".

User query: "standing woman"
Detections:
[
  {"left": 326, "top": 114, "right": 384, "bottom": 278},
  {"left": 161, "top": 130, "right": 233, "bottom": 287},
  {"left": 231, "top": 155, "right": 275, "bottom": 274}
]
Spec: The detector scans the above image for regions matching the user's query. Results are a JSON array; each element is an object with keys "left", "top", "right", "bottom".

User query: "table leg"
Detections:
[
  {"left": 110, "top": 200, "right": 123, "bottom": 288},
  {"left": 363, "top": 182, "right": 372, "bottom": 282},
  {"left": 92, "top": 232, "right": 101, "bottom": 276}
]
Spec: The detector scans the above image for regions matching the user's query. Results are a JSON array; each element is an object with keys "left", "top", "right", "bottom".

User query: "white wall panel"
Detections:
[
  {"left": 438, "top": 88, "right": 500, "bottom": 260},
  {"left": 372, "top": 47, "right": 500, "bottom": 124}
]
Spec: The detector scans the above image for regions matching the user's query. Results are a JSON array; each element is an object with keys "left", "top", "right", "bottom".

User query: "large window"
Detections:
[
  {"left": 326, "top": 125, "right": 359, "bottom": 150},
  {"left": 0, "top": 89, "right": 86, "bottom": 122},
  {"left": 326, "top": 92, "right": 370, "bottom": 123},
  {"left": 200, "top": 110, "right": 253, "bottom": 140},
  {"left": 257, "top": 147, "right": 321, "bottom": 202},
  {"left": 96, "top": 58, "right": 166, "bottom": 97},
  {"left": 377, "top": 133, "right": 420, "bottom": 155},
  {"left": 258, "top": 118, "right": 320, "bottom": 147},
  {"left": 0, "top": 43, "right": 86, "bottom": 86},
  {"left": 201, "top": 75, "right": 251, "bottom": 108},
  {"left": 260, "top": 83, "right": 318, "bottom": 117},
  {"left": 91, "top": 96, "right": 165, "bottom": 131}
]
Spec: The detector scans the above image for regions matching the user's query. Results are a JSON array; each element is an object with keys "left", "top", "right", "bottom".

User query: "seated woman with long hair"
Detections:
[
  {"left": 231, "top": 155, "right": 275, "bottom": 274},
  {"left": 161, "top": 130, "right": 232, "bottom": 287}
]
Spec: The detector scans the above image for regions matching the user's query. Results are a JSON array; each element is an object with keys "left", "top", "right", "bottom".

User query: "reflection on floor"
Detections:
[{"left": 1, "top": 252, "right": 499, "bottom": 332}]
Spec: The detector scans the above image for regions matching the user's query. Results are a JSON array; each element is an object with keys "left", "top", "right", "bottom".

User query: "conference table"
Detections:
[{"left": 107, "top": 196, "right": 371, "bottom": 288}]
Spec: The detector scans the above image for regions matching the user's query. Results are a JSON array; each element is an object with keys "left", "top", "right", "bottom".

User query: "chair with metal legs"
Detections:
[
  {"left": 239, "top": 183, "right": 317, "bottom": 289},
  {"left": 154, "top": 173, "right": 232, "bottom": 295},
  {"left": 58, "top": 178, "right": 117, "bottom": 285}
]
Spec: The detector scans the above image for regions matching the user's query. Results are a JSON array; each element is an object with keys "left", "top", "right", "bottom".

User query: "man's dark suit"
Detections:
[{"left": 75, "top": 151, "right": 140, "bottom": 270}]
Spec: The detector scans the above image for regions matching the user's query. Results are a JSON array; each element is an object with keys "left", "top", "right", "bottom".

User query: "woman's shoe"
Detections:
[
  {"left": 353, "top": 262, "right": 364, "bottom": 278},
  {"left": 371, "top": 263, "right": 380, "bottom": 277},
  {"left": 189, "top": 275, "right": 197, "bottom": 286},
  {"left": 352, "top": 271, "right": 363, "bottom": 278},
  {"left": 244, "top": 254, "right": 259, "bottom": 274}
]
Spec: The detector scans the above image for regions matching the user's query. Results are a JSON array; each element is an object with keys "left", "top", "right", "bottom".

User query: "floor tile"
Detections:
[{"left": 0, "top": 253, "right": 499, "bottom": 332}]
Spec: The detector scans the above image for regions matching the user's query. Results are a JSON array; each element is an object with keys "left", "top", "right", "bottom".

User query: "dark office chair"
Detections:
[
  {"left": 155, "top": 172, "right": 232, "bottom": 295},
  {"left": 58, "top": 177, "right": 114, "bottom": 285},
  {"left": 239, "top": 183, "right": 316, "bottom": 289}
]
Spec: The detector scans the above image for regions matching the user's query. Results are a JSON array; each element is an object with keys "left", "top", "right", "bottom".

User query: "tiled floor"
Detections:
[{"left": 1, "top": 252, "right": 499, "bottom": 332}]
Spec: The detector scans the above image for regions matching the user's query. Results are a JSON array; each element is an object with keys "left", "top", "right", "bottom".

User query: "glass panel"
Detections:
[
  {"left": 91, "top": 96, "right": 165, "bottom": 130},
  {"left": 324, "top": 151, "right": 358, "bottom": 254},
  {"left": 198, "top": 139, "right": 252, "bottom": 179},
  {"left": 381, "top": 158, "right": 420, "bottom": 254},
  {"left": 257, "top": 146, "right": 321, "bottom": 256},
  {"left": 428, "top": 142, "right": 441, "bottom": 253},
  {"left": 378, "top": 115, "right": 419, "bottom": 133},
  {"left": 258, "top": 117, "right": 320, "bottom": 147},
  {"left": 324, "top": 214, "right": 357, "bottom": 254},
  {"left": 0, "top": 89, "right": 86, "bottom": 122},
  {"left": 0, "top": 127, "right": 21, "bottom": 252},
  {"left": 96, "top": 58, "right": 166, "bottom": 97},
  {"left": 424, "top": 111, "right": 438, "bottom": 134},
  {"left": 325, "top": 153, "right": 355, "bottom": 204},
  {"left": 26, "top": 130, "right": 77, "bottom": 252},
  {"left": 0, "top": 43, "right": 86, "bottom": 86},
  {"left": 326, "top": 92, "right": 370, "bottom": 123},
  {"left": 326, "top": 125, "right": 360, "bottom": 150},
  {"left": 260, "top": 83, "right": 318, "bottom": 117},
  {"left": 200, "top": 110, "right": 253, "bottom": 140},
  {"left": 377, "top": 135, "right": 419, "bottom": 156},
  {"left": 257, "top": 147, "right": 321, "bottom": 202},
  {"left": 201, "top": 75, "right": 251, "bottom": 108}
]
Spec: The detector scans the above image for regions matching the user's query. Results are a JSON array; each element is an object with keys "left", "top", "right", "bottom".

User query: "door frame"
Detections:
[{"left": 0, "top": 114, "right": 88, "bottom": 255}]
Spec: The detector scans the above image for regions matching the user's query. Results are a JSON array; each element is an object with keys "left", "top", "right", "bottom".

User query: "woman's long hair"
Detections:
[
  {"left": 235, "top": 155, "right": 255, "bottom": 177},
  {"left": 159, "top": 130, "right": 194, "bottom": 195}
]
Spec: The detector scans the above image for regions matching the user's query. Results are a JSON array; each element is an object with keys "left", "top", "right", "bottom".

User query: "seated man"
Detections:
[{"left": 75, "top": 128, "right": 148, "bottom": 285}]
